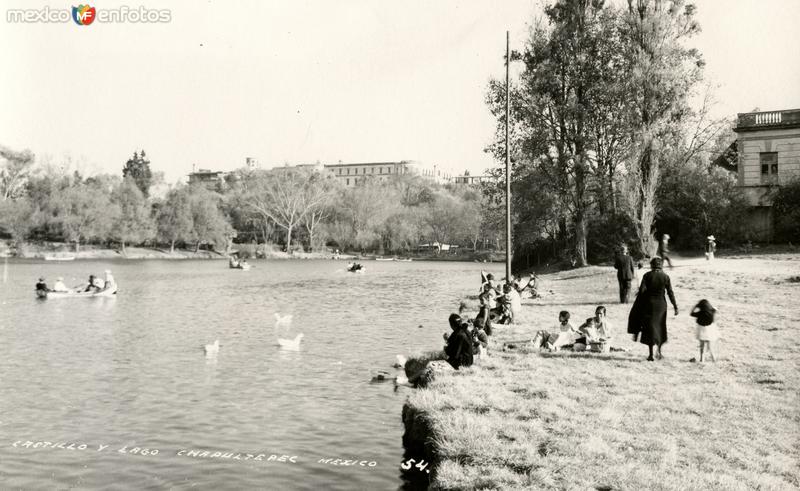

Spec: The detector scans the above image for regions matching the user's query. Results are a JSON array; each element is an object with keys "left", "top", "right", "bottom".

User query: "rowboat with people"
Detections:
[{"left": 37, "top": 283, "right": 118, "bottom": 299}]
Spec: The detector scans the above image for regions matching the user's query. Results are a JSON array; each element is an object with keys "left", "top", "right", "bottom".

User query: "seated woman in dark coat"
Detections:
[
  {"left": 627, "top": 257, "right": 679, "bottom": 361},
  {"left": 444, "top": 314, "right": 473, "bottom": 369}
]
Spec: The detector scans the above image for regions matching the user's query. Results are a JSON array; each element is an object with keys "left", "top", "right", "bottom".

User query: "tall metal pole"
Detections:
[{"left": 505, "top": 31, "right": 512, "bottom": 282}]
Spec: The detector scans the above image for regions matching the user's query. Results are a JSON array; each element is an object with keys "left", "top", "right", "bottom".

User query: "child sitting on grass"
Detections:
[
  {"left": 690, "top": 299, "right": 718, "bottom": 362},
  {"left": 543, "top": 310, "right": 578, "bottom": 351}
]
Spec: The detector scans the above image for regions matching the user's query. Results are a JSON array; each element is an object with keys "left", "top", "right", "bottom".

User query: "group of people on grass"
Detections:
[
  {"left": 438, "top": 242, "right": 719, "bottom": 371},
  {"left": 615, "top": 235, "right": 720, "bottom": 362},
  {"left": 529, "top": 306, "right": 613, "bottom": 352},
  {"left": 439, "top": 272, "right": 539, "bottom": 369},
  {"left": 35, "top": 270, "right": 115, "bottom": 294}
]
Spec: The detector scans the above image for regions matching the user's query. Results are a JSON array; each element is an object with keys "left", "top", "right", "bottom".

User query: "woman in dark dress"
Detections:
[{"left": 627, "top": 257, "right": 679, "bottom": 361}]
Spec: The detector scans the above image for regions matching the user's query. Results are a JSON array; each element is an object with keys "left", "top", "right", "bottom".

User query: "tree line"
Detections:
[
  {"left": 0, "top": 149, "right": 499, "bottom": 255},
  {"left": 484, "top": 0, "right": 754, "bottom": 268}
]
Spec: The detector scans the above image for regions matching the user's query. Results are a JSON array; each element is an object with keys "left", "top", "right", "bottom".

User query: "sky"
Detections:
[{"left": 1, "top": 0, "right": 799, "bottom": 184}]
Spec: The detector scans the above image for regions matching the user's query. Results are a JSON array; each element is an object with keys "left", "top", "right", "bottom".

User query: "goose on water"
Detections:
[
  {"left": 277, "top": 333, "right": 304, "bottom": 351},
  {"left": 274, "top": 313, "right": 293, "bottom": 329},
  {"left": 204, "top": 339, "right": 220, "bottom": 356}
]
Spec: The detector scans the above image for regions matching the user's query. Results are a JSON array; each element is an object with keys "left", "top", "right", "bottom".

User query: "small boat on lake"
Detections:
[
  {"left": 44, "top": 254, "right": 76, "bottom": 261},
  {"left": 230, "top": 262, "right": 252, "bottom": 270},
  {"left": 346, "top": 262, "right": 365, "bottom": 273},
  {"left": 37, "top": 283, "right": 118, "bottom": 299}
]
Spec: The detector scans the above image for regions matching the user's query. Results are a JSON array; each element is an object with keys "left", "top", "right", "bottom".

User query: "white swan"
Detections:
[
  {"left": 394, "top": 374, "right": 414, "bottom": 387},
  {"left": 393, "top": 355, "right": 407, "bottom": 369},
  {"left": 204, "top": 339, "right": 220, "bottom": 356},
  {"left": 277, "top": 333, "right": 304, "bottom": 351},
  {"left": 274, "top": 313, "right": 293, "bottom": 329}
]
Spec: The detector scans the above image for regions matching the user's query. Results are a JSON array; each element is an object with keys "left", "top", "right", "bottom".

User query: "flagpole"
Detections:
[{"left": 505, "top": 30, "right": 512, "bottom": 282}]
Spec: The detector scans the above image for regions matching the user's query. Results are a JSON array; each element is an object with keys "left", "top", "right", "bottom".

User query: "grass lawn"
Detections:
[{"left": 404, "top": 253, "right": 800, "bottom": 490}]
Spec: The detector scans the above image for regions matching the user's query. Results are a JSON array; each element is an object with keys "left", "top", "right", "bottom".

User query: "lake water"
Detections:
[{"left": 0, "top": 258, "right": 487, "bottom": 490}]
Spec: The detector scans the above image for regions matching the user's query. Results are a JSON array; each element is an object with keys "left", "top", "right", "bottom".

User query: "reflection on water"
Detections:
[{"left": 0, "top": 258, "right": 487, "bottom": 489}]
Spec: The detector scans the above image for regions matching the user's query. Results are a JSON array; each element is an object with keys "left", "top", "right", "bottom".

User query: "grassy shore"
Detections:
[{"left": 403, "top": 253, "right": 800, "bottom": 490}]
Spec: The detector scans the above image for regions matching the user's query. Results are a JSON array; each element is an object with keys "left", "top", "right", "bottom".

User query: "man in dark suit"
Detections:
[{"left": 614, "top": 244, "right": 636, "bottom": 303}]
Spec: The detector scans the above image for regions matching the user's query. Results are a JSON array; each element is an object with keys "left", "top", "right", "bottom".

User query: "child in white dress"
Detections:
[{"left": 690, "top": 299, "right": 718, "bottom": 362}]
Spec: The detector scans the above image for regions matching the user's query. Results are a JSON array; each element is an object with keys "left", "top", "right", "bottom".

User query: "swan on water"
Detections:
[
  {"left": 204, "top": 339, "right": 220, "bottom": 356},
  {"left": 393, "top": 355, "right": 407, "bottom": 369},
  {"left": 277, "top": 333, "right": 304, "bottom": 351},
  {"left": 274, "top": 313, "right": 293, "bottom": 329},
  {"left": 394, "top": 375, "right": 414, "bottom": 387}
]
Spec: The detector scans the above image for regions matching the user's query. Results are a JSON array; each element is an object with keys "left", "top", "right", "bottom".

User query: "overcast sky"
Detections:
[{"left": 2, "top": 0, "right": 799, "bottom": 184}]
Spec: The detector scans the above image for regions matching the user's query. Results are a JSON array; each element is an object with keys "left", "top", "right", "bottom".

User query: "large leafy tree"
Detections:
[
  {"left": 54, "top": 181, "right": 116, "bottom": 252},
  {"left": 122, "top": 149, "right": 153, "bottom": 197},
  {"left": 620, "top": 0, "right": 703, "bottom": 255},
  {"left": 156, "top": 185, "right": 194, "bottom": 253},
  {"left": 187, "top": 184, "right": 233, "bottom": 252},
  {"left": 111, "top": 177, "right": 155, "bottom": 253},
  {"left": 488, "top": 0, "right": 629, "bottom": 266},
  {"left": 0, "top": 144, "right": 35, "bottom": 201}
]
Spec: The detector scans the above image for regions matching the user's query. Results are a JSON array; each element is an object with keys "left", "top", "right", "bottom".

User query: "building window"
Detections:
[
  {"left": 338, "top": 169, "right": 342, "bottom": 175},
  {"left": 346, "top": 178, "right": 350, "bottom": 185},
  {"left": 760, "top": 152, "right": 778, "bottom": 184},
  {"left": 379, "top": 167, "right": 382, "bottom": 174},
  {"left": 371, "top": 167, "right": 375, "bottom": 173},
  {"left": 347, "top": 169, "right": 350, "bottom": 175},
  {"left": 388, "top": 168, "right": 391, "bottom": 174}
]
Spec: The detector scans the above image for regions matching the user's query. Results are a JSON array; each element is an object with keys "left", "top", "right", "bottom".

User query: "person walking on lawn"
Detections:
[
  {"left": 627, "top": 257, "right": 678, "bottom": 361},
  {"left": 614, "top": 243, "right": 637, "bottom": 303}
]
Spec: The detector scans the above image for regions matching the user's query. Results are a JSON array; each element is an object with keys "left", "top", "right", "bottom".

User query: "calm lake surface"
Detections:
[{"left": 0, "top": 258, "right": 488, "bottom": 490}]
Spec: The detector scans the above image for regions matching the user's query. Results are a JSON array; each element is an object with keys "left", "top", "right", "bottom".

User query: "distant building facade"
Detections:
[
  {"left": 322, "top": 160, "right": 450, "bottom": 187},
  {"left": 450, "top": 170, "right": 490, "bottom": 186},
  {"left": 733, "top": 108, "right": 800, "bottom": 239},
  {"left": 188, "top": 167, "right": 227, "bottom": 189},
  {"left": 187, "top": 159, "right": 454, "bottom": 188}
]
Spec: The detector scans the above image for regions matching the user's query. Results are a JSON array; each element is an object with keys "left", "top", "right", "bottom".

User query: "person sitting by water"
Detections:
[
  {"left": 443, "top": 314, "right": 473, "bottom": 369},
  {"left": 480, "top": 271, "right": 498, "bottom": 293},
  {"left": 51, "top": 276, "right": 70, "bottom": 292},
  {"left": 490, "top": 284, "right": 513, "bottom": 325},
  {"left": 474, "top": 304, "right": 493, "bottom": 336},
  {"left": 478, "top": 283, "right": 497, "bottom": 310},
  {"left": 468, "top": 319, "right": 490, "bottom": 363},
  {"left": 35, "top": 277, "right": 49, "bottom": 293}
]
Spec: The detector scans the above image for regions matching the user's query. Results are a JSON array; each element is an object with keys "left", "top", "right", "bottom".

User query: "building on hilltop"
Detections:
[
  {"left": 188, "top": 165, "right": 228, "bottom": 189},
  {"left": 322, "top": 160, "right": 451, "bottom": 187},
  {"left": 732, "top": 108, "right": 800, "bottom": 239},
  {"left": 450, "top": 170, "right": 490, "bottom": 186}
]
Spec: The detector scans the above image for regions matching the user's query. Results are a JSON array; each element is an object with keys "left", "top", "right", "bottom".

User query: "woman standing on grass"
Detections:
[{"left": 627, "top": 257, "right": 679, "bottom": 361}]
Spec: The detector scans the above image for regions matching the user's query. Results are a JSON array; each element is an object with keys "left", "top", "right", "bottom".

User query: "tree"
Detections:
[
  {"left": 0, "top": 197, "right": 40, "bottom": 246},
  {"left": 0, "top": 144, "right": 35, "bottom": 201},
  {"left": 54, "top": 182, "right": 115, "bottom": 252},
  {"left": 301, "top": 173, "right": 337, "bottom": 252},
  {"left": 187, "top": 185, "right": 233, "bottom": 252},
  {"left": 156, "top": 186, "right": 195, "bottom": 253},
  {"left": 111, "top": 177, "right": 155, "bottom": 253},
  {"left": 621, "top": 0, "right": 703, "bottom": 255},
  {"left": 122, "top": 149, "right": 153, "bottom": 197},
  {"left": 487, "top": 0, "right": 628, "bottom": 266},
  {"left": 247, "top": 168, "right": 330, "bottom": 251}
]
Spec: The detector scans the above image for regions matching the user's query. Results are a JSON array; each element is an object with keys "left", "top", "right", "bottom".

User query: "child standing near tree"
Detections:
[{"left": 690, "top": 299, "right": 718, "bottom": 362}]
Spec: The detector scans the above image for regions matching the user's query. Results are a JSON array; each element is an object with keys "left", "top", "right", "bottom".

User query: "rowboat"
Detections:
[
  {"left": 230, "top": 263, "right": 251, "bottom": 270},
  {"left": 44, "top": 255, "right": 76, "bottom": 261},
  {"left": 37, "top": 284, "right": 118, "bottom": 299}
]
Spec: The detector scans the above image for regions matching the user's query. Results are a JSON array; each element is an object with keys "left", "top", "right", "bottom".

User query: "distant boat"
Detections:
[
  {"left": 395, "top": 258, "right": 413, "bottom": 262},
  {"left": 44, "top": 255, "right": 76, "bottom": 261},
  {"left": 375, "top": 257, "right": 394, "bottom": 261}
]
